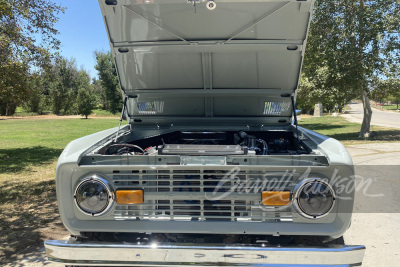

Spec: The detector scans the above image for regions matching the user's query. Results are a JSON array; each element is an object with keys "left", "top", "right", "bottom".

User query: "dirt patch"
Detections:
[{"left": 0, "top": 115, "right": 81, "bottom": 120}]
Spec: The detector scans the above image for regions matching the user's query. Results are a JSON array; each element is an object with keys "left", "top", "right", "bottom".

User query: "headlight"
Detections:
[
  {"left": 293, "top": 179, "right": 335, "bottom": 219},
  {"left": 74, "top": 175, "right": 114, "bottom": 216}
]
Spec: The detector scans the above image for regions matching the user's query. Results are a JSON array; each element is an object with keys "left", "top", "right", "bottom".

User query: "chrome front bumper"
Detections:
[{"left": 45, "top": 240, "right": 365, "bottom": 266}]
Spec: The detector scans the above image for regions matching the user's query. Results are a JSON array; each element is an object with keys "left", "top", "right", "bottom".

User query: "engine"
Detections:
[{"left": 102, "top": 131, "right": 310, "bottom": 156}]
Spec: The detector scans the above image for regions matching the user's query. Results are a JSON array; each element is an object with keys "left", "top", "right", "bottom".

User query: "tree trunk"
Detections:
[
  {"left": 360, "top": 90, "right": 372, "bottom": 138},
  {"left": 357, "top": 0, "right": 372, "bottom": 138}
]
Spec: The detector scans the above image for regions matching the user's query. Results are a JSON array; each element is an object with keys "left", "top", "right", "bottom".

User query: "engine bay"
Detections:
[{"left": 101, "top": 131, "right": 311, "bottom": 156}]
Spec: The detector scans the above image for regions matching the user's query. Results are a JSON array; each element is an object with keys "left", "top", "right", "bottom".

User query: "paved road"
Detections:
[
  {"left": 8, "top": 143, "right": 400, "bottom": 267},
  {"left": 344, "top": 143, "right": 400, "bottom": 267},
  {"left": 342, "top": 102, "right": 400, "bottom": 129}
]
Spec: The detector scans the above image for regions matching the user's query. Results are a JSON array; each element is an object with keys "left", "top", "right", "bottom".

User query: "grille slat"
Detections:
[{"left": 111, "top": 168, "right": 295, "bottom": 222}]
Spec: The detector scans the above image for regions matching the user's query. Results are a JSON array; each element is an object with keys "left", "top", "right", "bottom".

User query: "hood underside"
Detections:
[{"left": 98, "top": 0, "right": 314, "bottom": 126}]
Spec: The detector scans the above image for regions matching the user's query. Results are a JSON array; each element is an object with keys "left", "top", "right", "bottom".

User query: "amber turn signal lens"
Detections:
[
  {"left": 262, "top": 191, "right": 291, "bottom": 206},
  {"left": 116, "top": 190, "right": 143, "bottom": 204}
]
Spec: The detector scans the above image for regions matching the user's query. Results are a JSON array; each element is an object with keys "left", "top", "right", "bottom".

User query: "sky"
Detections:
[{"left": 53, "top": 0, "right": 110, "bottom": 78}]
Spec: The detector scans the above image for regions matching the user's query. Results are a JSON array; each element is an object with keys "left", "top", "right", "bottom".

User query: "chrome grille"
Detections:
[{"left": 111, "top": 168, "right": 295, "bottom": 222}]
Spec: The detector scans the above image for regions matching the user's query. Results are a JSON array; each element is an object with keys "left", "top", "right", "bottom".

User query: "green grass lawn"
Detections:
[
  {"left": 0, "top": 118, "right": 126, "bottom": 263},
  {"left": 12, "top": 107, "right": 119, "bottom": 117},
  {"left": 0, "top": 118, "right": 127, "bottom": 174},
  {"left": 91, "top": 108, "right": 120, "bottom": 117},
  {"left": 382, "top": 104, "right": 399, "bottom": 111},
  {"left": 0, "top": 117, "right": 124, "bottom": 150},
  {"left": 299, "top": 116, "right": 400, "bottom": 144}
]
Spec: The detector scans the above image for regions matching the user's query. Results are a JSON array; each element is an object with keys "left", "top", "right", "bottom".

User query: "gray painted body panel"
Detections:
[
  {"left": 98, "top": 0, "right": 314, "bottom": 125},
  {"left": 56, "top": 125, "right": 354, "bottom": 238},
  {"left": 55, "top": 0, "right": 353, "bottom": 242},
  {"left": 47, "top": 2, "right": 364, "bottom": 266}
]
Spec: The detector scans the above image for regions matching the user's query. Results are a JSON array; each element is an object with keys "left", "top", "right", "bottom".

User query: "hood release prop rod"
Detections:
[
  {"left": 114, "top": 96, "right": 128, "bottom": 143},
  {"left": 291, "top": 95, "right": 300, "bottom": 146}
]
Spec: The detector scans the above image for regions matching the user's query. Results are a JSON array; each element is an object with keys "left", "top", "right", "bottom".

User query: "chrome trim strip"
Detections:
[{"left": 45, "top": 240, "right": 365, "bottom": 266}]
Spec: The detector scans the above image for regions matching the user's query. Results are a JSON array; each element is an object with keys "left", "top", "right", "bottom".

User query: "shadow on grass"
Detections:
[
  {"left": 328, "top": 129, "right": 400, "bottom": 142},
  {"left": 0, "top": 146, "right": 63, "bottom": 174},
  {"left": 367, "top": 130, "right": 400, "bottom": 142},
  {"left": 0, "top": 146, "right": 66, "bottom": 263},
  {"left": 0, "top": 179, "right": 68, "bottom": 265}
]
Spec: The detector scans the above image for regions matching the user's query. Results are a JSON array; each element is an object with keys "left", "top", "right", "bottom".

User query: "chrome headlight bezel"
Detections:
[
  {"left": 292, "top": 178, "right": 336, "bottom": 219},
  {"left": 74, "top": 175, "right": 115, "bottom": 217}
]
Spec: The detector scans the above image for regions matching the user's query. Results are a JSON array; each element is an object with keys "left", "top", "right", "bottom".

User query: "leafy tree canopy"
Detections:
[
  {"left": 94, "top": 51, "right": 122, "bottom": 114},
  {"left": 302, "top": 0, "right": 400, "bottom": 137},
  {"left": 77, "top": 87, "right": 94, "bottom": 119},
  {"left": 0, "top": 0, "right": 64, "bottom": 115},
  {"left": 371, "top": 78, "right": 400, "bottom": 109}
]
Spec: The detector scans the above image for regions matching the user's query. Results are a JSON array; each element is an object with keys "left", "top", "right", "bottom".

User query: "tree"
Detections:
[
  {"left": 23, "top": 72, "right": 49, "bottom": 114},
  {"left": 387, "top": 79, "right": 400, "bottom": 110},
  {"left": 304, "top": 0, "right": 400, "bottom": 137},
  {"left": 76, "top": 70, "right": 91, "bottom": 88},
  {"left": 94, "top": 51, "right": 122, "bottom": 114},
  {"left": 370, "top": 79, "right": 387, "bottom": 104},
  {"left": 76, "top": 88, "right": 94, "bottom": 119},
  {"left": 376, "top": 78, "right": 400, "bottom": 109},
  {"left": 298, "top": 66, "right": 355, "bottom": 114},
  {"left": 48, "top": 57, "right": 79, "bottom": 115},
  {"left": 92, "top": 78, "right": 108, "bottom": 110},
  {"left": 0, "top": 0, "right": 64, "bottom": 115},
  {"left": 297, "top": 77, "right": 317, "bottom": 114},
  {"left": 0, "top": 55, "right": 29, "bottom": 115}
]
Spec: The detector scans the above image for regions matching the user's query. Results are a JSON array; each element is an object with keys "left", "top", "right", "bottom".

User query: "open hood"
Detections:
[{"left": 98, "top": 0, "right": 314, "bottom": 126}]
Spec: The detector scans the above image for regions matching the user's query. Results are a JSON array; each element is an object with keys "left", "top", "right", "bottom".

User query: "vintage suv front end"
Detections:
[{"left": 45, "top": 0, "right": 365, "bottom": 266}]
